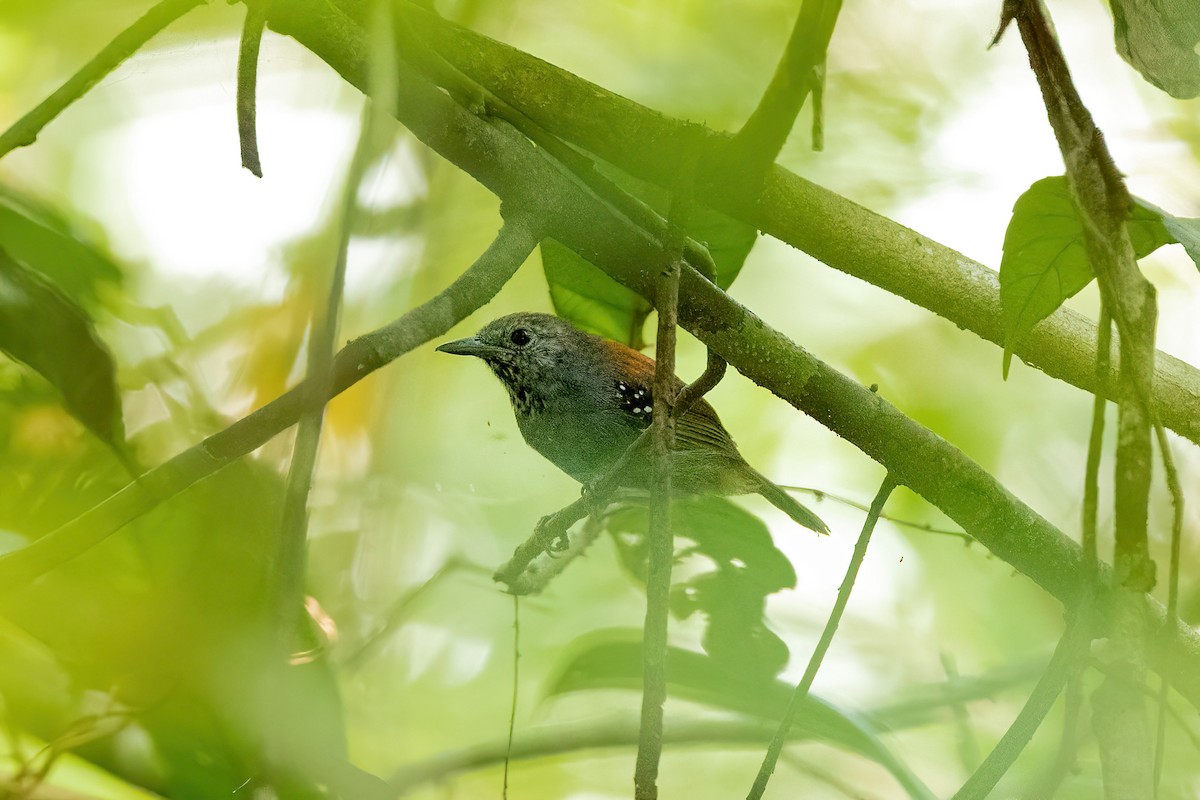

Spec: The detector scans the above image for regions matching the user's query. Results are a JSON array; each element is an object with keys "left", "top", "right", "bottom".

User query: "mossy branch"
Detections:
[
  {"left": 394, "top": 2, "right": 1200, "bottom": 447},
  {"left": 263, "top": 0, "right": 1200, "bottom": 714}
]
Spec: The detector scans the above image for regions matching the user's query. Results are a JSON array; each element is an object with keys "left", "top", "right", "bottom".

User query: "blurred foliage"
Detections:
[{"left": 0, "top": 0, "right": 1196, "bottom": 798}]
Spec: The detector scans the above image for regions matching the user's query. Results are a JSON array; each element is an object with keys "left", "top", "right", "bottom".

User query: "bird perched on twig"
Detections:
[{"left": 437, "top": 312, "right": 828, "bottom": 535}]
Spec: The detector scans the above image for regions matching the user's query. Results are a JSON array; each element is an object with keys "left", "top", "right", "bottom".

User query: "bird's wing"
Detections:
[{"left": 598, "top": 339, "right": 738, "bottom": 453}]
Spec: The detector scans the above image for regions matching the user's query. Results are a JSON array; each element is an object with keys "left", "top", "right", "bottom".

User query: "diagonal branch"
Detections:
[
  {"left": 264, "top": 0, "right": 1200, "bottom": 713},
  {"left": 633, "top": 193, "right": 689, "bottom": 800},
  {"left": 748, "top": 474, "right": 898, "bottom": 800},
  {"left": 393, "top": 4, "right": 1200, "bottom": 446},
  {"left": 0, "top": 0, "right": 207, "bottom": 160}
]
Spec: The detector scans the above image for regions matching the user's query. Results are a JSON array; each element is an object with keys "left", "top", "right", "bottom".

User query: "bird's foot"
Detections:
[{"left": 535, "top": 513, "right": 571, "bottom": 553}]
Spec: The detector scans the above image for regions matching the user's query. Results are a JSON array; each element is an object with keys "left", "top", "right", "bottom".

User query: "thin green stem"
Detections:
[
  {"left": 275, "top": 0, "right": 396, "bottom": 646},
  {"left": 502, "top": 594, "right": 520, "bottom": 800},
  {"left": 1083, "top": 308, "right": 1112, "bottom": 572},
  {"left": 951, "top": 611, "right": 1094, "bottom": 800},
  {"left": 1152, "top": 421, "right": 1185, "bottom": 795},
  {"left": 747, "top": 473, "right": 896, "bottom": 800}
]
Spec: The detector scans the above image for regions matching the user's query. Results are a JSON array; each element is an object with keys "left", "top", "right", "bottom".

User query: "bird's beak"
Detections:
[{"left": 435, "top": 336, "right": 508, "bottom": 359}]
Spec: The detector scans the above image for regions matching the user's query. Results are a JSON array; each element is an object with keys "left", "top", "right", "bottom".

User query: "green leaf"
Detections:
[
  {"left": 998, "top": 176, "right": 1173, "bottom": 376},
  {"left": 0, "top": 187, "right": 123, "bottom": 309},
  {"left": 542, "top": 237, "right": 654, "bottom": 347},
  {"left": 547, "top": 633, "right": 934, "bottom": 800},
  {"left": 1111, "top": 0, "right": 1200, "bottom": 99},
  {"left": 604, "top": 496, "right": 796, "bottom": 677},
  {"left": 1133, "top": 197, "right": 1200, "bottom": 270},
  {"left": 0, "top": 248, "right": 123, "bottom": 444},
  {"left": 541, "top": 164, "right": 757, "bottom": 346}
]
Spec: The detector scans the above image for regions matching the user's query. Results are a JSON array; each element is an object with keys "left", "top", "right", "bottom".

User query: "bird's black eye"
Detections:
[{"left": 510, "top": 328, "right": 531, "bottom": 346}]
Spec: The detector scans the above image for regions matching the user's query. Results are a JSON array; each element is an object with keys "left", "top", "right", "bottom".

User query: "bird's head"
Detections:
[{"left": 436, "top": 312, "right": 597, "bottom": 410}]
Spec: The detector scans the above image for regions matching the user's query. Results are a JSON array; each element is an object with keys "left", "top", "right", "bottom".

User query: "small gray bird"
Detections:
[{"left": 437, "top": 312, "right": 828, "bottom": 534}]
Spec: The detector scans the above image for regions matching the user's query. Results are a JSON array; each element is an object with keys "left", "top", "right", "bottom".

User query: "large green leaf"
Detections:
[
  {"left": 0, "top": 248, "right": 123, "bottom": 444},
  {"left": 998, "top": 176, "right": 1174, "bottom": 376},
  {"left": 605, "top": 495, "right": 795, "bottom": 677},
  {"left": 547, "top": 633, "right": 934, "bottom": 800},
  {"left": 541, "top": 165, "right": 758, "bottom": 346},
  {"left": 0, "top": 187, "right": 123, "bottom": 309},
  {"left": 1111, "top": 0, "right": 1200, "bottom": 99}
]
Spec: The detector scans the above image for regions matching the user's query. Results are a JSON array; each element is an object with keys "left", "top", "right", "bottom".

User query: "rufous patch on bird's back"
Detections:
[{"left": 599, "top": 339, "right": 657, "bottom": 384}]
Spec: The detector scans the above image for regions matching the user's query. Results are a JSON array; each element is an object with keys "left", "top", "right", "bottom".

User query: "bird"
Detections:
[{"left": 436, "top": 312, "right": 828, "bottom": 535}]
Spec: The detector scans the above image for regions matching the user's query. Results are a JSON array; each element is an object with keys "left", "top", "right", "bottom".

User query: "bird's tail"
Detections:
[{"left": 751, "top": 473, "right": 829, "bottom": 535}]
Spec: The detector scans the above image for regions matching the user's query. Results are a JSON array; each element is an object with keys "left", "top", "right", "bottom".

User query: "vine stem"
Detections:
[
  {"left": 633, "top": 192, "right": 689, "bottom": 800},
  {"left": 746, "top": 473, "right": 897, "bottom": 800},
  {"left": 950, "top": 610, "right": 1095, "bottom": 800},
  {"left": 236, "top": 0, "right": 269, "bottom": 177}
]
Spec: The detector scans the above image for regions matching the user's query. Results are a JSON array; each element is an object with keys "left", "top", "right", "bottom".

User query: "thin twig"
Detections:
[
  {"left": 777, "top": 485, "right": 971, "bottom": 542},
  {"left": 502, "top": 594, "right": 520, "bottom": 800},
  {"left": 274, "top": 0, "right": 397, "bottom": 645},
  {"left": 1152, "top": 421, "right": 1185, "bottom": 794},
  {"left": 1023, "top": 308, "right": 1110, "bottom": 800},
  {"left": 501, "top": 506, "right": 608, "bottom": 596},
  {"left": 1021, "top": 662, "right": 1086, "bottom": 800},
  {"left": 0, "top": 0, "right": 206, "bottom": 160},
  {"left": 747, "top": 473, "right": 897, "bottom": 800},
  {"left": 950, "top": 610, "right": 1094, "bottom": 800},
  {"left": 274, "top": 97, "right": 371, "bottom": 648},
  {"left": 633, "top": 188, "right": 689, "bottom": 800},
  {"left": 237, "top": 0, "right": 269, "bottom": 177},
  {"left": 1083, "top": 308, "right": 1112, "bottom": 572}
]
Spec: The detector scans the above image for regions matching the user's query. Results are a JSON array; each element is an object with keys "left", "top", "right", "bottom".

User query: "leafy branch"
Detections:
[
  {"left": 393, "top": 3, "right": 1200, "bottom": 446},
  {"left": 264, "top": 0, "right": 1200, "bottom": 714},
  {"left": 1, "top": 0, "right": 1197, "bottom": 721}
]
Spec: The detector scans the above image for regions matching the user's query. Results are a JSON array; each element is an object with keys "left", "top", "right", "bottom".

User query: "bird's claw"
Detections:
[{"left": 535, "top": 514, "right": 571, "bottom": 554}]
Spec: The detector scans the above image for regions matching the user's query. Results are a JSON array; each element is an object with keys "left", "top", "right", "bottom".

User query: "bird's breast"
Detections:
[{"left": 514, "top": 405, "right": 640, "bottom": 484}]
